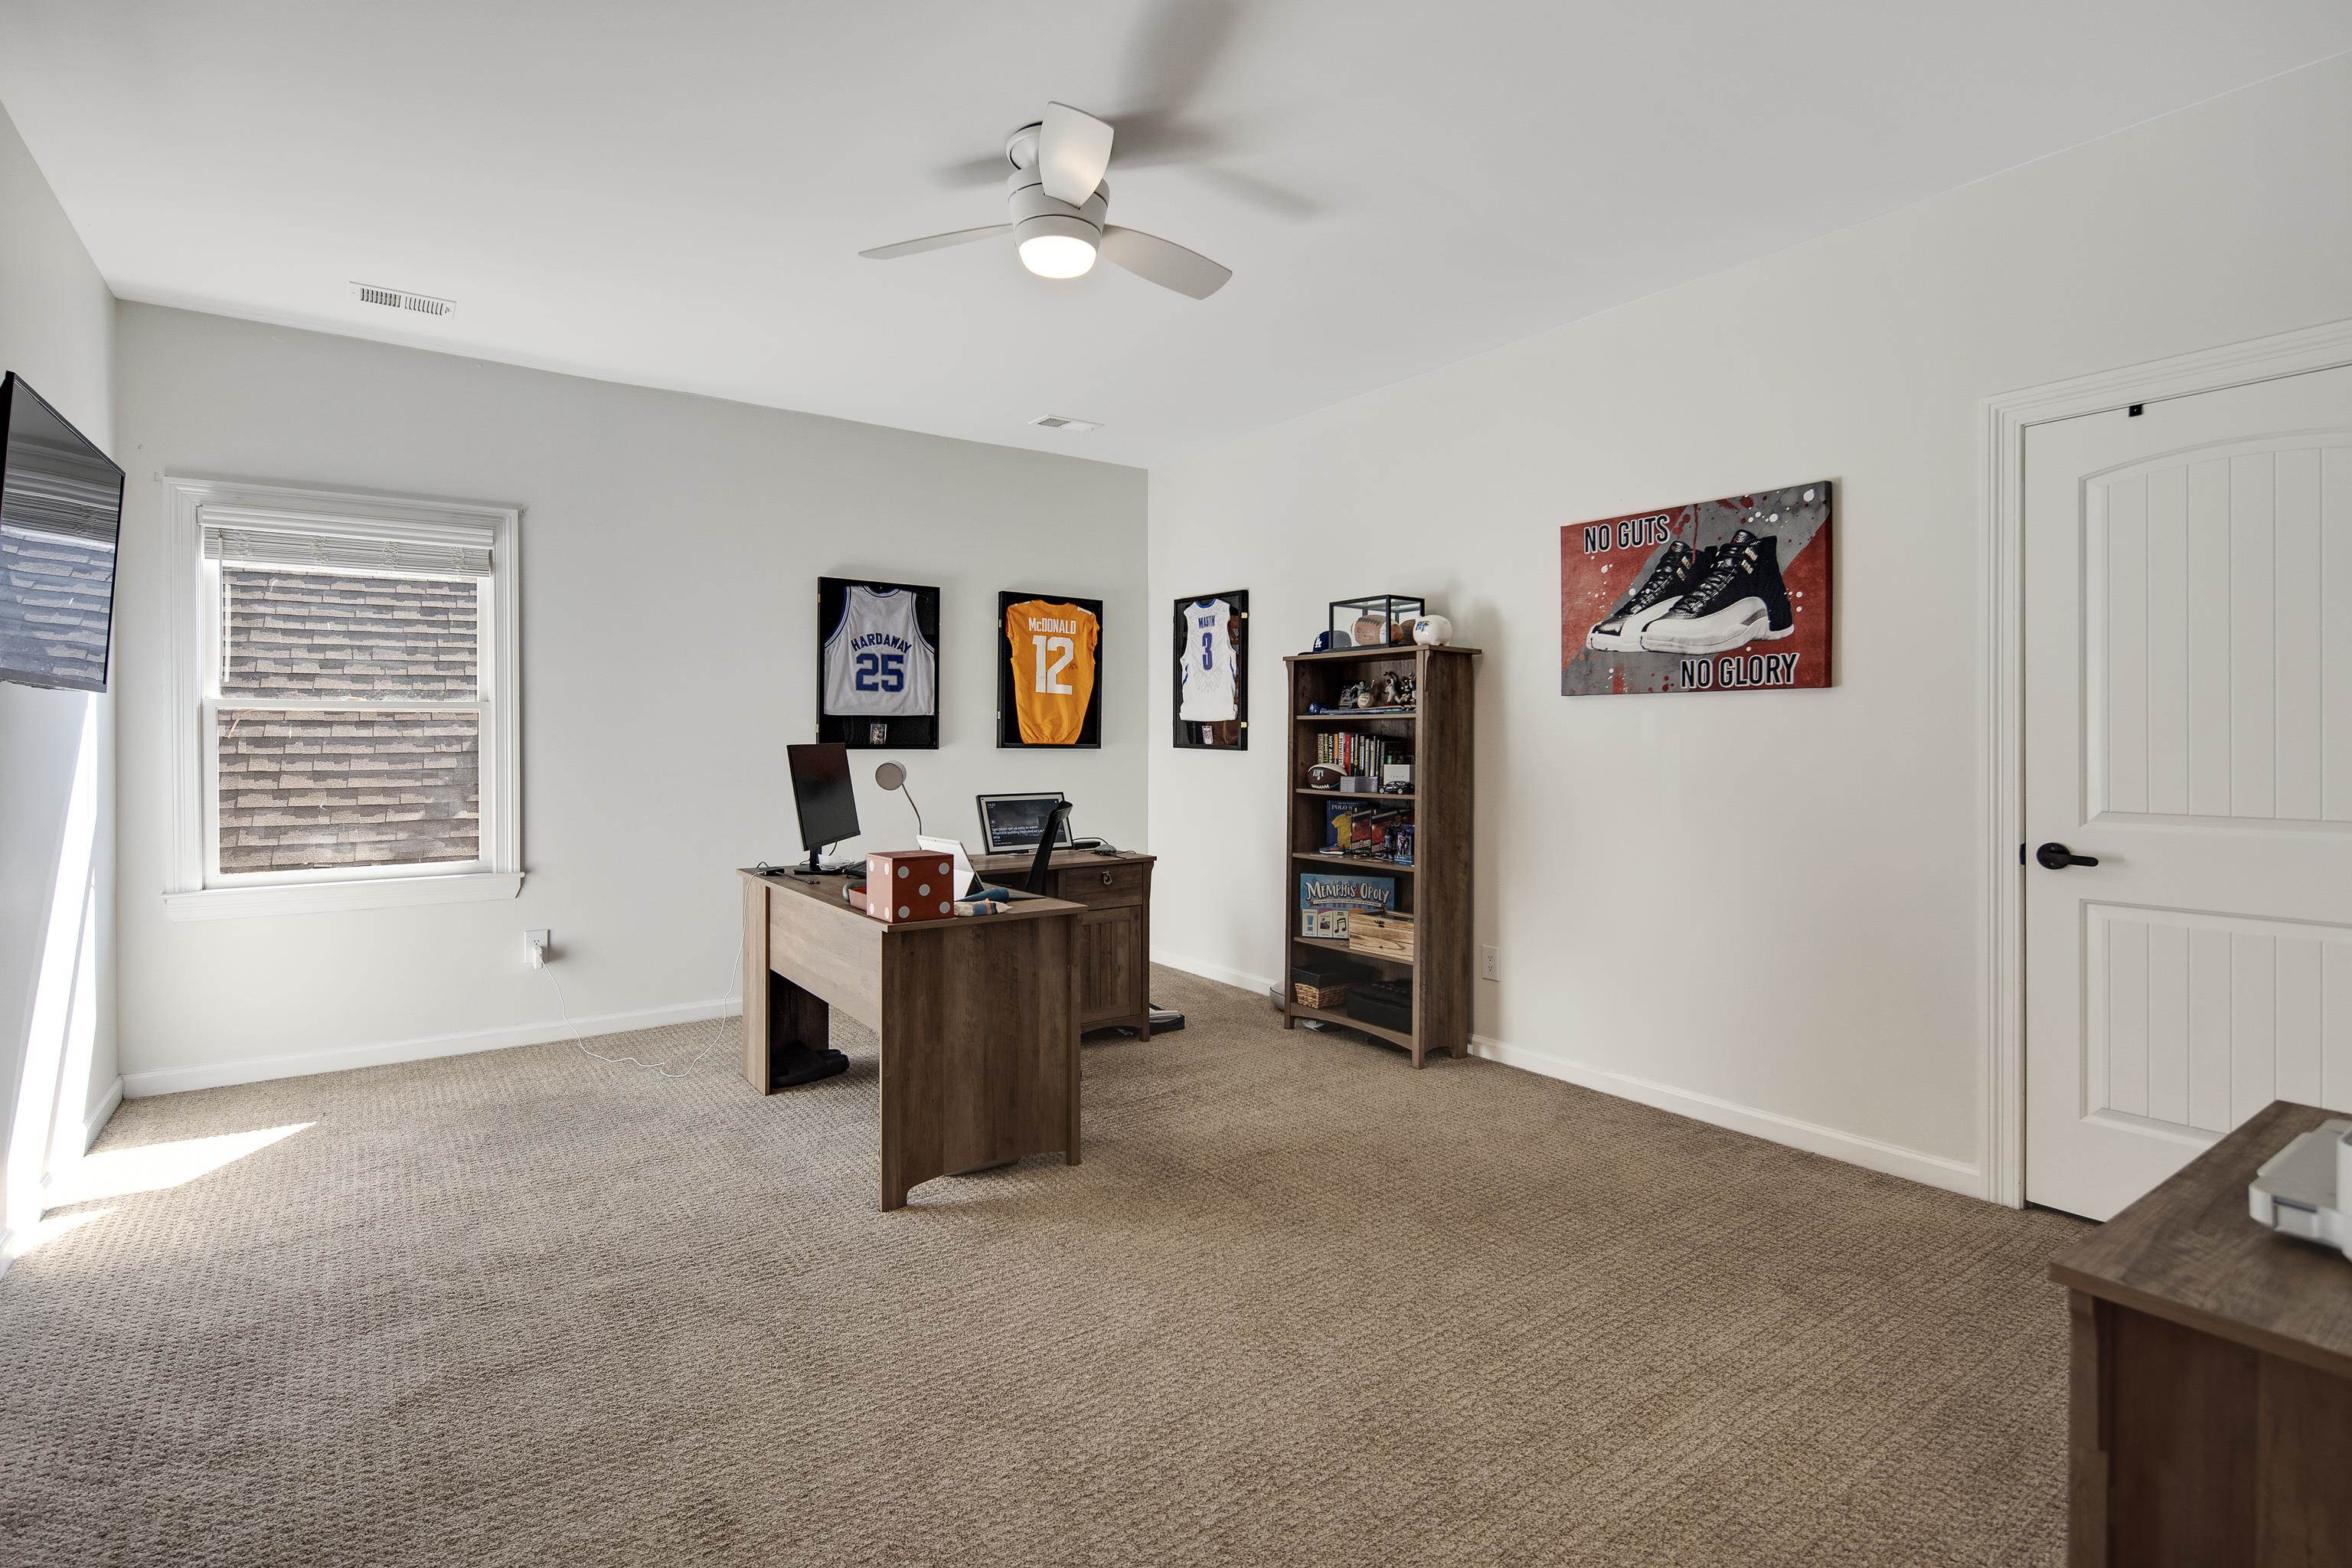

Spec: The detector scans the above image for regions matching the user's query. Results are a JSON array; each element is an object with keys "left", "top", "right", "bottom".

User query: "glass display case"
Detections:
[{"left": 1325, "top": 594, "right": 1425, "bottom": 648}]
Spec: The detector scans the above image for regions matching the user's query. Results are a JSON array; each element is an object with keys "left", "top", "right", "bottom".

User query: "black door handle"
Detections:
[{"left": 2036, "top": 841, "right": 2100, "bottom": 871}]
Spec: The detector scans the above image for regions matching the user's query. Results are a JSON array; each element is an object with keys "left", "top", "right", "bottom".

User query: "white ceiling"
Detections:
[{"left": 2, "top": 2, "right": 2347, "bottom": 468}]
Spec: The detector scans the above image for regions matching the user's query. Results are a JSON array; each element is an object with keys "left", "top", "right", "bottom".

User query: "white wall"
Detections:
[
  {"left": 1148, "top": 55, "right": 2352, "bottom": 1193},
  {"left": 0, "top": 100, "right": 117, "bottom": 1250},
  {"left": 113, "top": 305, "right": 1145, "bottom": 1092}
]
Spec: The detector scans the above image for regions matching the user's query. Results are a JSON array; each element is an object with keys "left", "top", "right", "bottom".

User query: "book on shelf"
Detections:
[
  {"left": 1314, "top": 731, "right": 1410, "bottom": 782},
  {"left": 1325, "top": 802, "right": 1410, "bottom": 856}
]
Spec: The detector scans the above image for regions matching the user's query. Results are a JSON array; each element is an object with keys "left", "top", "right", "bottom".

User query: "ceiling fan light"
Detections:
[{"left": 1018, "top": 233, "right": 1096, "bottom": 279}]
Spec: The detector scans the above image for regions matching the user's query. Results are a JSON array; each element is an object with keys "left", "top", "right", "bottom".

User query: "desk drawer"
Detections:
[{"left": 1054, "top": 862, "right": 1147, "bottom": 909}]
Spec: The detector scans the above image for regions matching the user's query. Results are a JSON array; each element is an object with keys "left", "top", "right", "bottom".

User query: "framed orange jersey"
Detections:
[{"left": 998, "top": 593, "right": 1103, "bottom": 747}]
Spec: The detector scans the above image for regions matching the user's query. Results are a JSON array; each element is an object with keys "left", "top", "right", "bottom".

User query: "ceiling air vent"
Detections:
[
  {"left": 1028, "top": 414, "right": 1101, "bottom": 433},
  {"left": 350, "top": 282, "right": 455, "bottom": 318}
]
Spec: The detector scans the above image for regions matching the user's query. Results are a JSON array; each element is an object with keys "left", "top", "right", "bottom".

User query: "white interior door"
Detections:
[{"left": 2025, "top": 363, "right": 2352, "bottom": 1220}]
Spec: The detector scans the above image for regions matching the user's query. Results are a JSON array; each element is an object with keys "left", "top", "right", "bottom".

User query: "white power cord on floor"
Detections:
[{"left": 543, "top": 962, "right": 729, "bottom": 1080}]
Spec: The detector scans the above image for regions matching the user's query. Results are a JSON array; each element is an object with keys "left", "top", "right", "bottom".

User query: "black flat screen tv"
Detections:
[{"left": 1, "top": 371, "right": 125, "bottom": 693}]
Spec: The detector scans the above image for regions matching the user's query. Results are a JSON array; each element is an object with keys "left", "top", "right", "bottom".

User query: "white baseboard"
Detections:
[
  {"left": 1153, "top": 952, "right": 1979, "bottom": 1197},
  {"left": 1470, "top": 1033, "right": 1985, "bottom": 1199},
  {"left": 0, "top": 1226, "right": 16, "bottom": 1279},
  {"left": 121, "top": 996, "right": 741, "bottom": 1099},
  {"left": 1152, "top": 948, "right": 1280, "bottom": 998},
  {"left": 82, "top": 1078, "right": 122, "bottom": 1151}
]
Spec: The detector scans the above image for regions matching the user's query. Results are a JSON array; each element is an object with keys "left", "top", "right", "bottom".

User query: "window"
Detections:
[{"left": 164, "top": 480, "right": 521, "bottom": 918}]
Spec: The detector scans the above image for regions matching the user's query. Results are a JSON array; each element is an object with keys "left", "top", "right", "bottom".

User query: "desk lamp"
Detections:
[{"left": 874, "top": 761, "right": 923, "bottom": 836}]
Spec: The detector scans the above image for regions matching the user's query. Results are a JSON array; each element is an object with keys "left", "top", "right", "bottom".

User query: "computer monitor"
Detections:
[
  {"left": 975, "top": 792, "right": 1076, "bottom": 855},
  {"left": 786, "top": 743, "right": 860, "bottom": 874}
]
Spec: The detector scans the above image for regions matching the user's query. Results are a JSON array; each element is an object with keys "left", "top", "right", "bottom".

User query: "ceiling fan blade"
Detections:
[
  {"left": 1121, "top": 0, "right": 1244, "bottom": 119},
  {"left": 1038, "top": 103, "right": 1114, "bottom": 205},
  {"left": 1098, "top": 226, "right": 1231, "bottom": 299},
  {"left": 932, "top": 152, "right": 1011, "bottom": 189},
  {"left": 1187, "top": 163, "right": 1321, "bottom": 219},
  {"left": 858, "top": 225, "right": 1010, "bottom": 260},
  {"left": 1092, "top": 119, "right": 1223, "bottom": 168}
]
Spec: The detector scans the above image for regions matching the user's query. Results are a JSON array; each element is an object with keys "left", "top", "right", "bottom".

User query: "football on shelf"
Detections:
[{"left": 1307, "top": 763, "right": 1344, "bottom": 790}]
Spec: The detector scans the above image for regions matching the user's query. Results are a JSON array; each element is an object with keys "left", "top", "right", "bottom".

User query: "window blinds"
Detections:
[{"left": 203, "top": 522, "right": 492, "bottom": 579}]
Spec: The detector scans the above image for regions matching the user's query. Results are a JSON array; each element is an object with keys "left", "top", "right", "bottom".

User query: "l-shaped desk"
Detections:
[{"left": 739, "top": 867, "right": 1083, "bottom": 1210}]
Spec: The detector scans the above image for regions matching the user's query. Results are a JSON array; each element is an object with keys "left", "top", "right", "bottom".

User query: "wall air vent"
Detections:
[
  {"left": 350, "top": 283, "right": 455, "bottom": 318},
  {"left": 1028, "top": 414, "right": 1101, "bottom": 433}
]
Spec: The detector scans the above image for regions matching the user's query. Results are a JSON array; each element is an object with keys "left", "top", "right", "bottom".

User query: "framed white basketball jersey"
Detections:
[
  {"left": 822, "top": 585, "right": 936, "bottom": 717},
  {"left": 1178, "top": 597, "right": 1238, "bottom": 721}
]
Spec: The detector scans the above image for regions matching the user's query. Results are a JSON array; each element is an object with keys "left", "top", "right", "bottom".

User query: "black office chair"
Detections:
[{"left": 1025, "top": 801, "right": 1076, "bottom": 895}]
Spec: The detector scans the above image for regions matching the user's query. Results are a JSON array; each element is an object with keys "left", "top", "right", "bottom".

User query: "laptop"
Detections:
[{"left": 916, "top": 835, "right": 978, "bottom": 899}]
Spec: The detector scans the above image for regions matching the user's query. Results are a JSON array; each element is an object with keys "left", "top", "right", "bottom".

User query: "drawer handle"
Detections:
[{"left": 1102, "top": 871, "right": 1115, "bottom": 886}]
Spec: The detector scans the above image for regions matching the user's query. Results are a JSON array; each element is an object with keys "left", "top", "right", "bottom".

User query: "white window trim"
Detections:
[{"left": 162, "top": 476, "right": 523, "bottom": 920}]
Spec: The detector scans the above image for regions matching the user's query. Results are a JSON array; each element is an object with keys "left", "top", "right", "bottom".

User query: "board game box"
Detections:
[{"left": 1298, "top": 870, "right": 1396, "bottom": 939}]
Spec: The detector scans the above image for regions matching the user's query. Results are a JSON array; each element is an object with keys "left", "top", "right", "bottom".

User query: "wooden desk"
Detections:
[
  {"left": 970, "top": 849, "right": 1155, "bottom": 1037},
  {"left": 2050, "top": 1100, "right": 2352, "bottom": 1566},
  {"left": 739, "top": 868, "right": 1083, "bottom": 1210}
]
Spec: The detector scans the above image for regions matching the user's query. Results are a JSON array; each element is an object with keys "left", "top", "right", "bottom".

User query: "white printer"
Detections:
[{"left": 2249, "top": 1117, "right": 2352, "bottom": 1259}]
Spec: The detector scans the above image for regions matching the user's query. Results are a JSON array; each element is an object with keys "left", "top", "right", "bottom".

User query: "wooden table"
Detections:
[
  {"left": 740, "top": 868, "right": 1083, "bottom": 1210},
  {"left": 2050, "top": 1099, "right": 2352, "bottom": 1566}
]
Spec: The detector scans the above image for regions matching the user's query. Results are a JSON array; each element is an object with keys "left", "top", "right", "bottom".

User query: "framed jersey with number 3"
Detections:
[
  {"left": 816, "top": 576, "right": 940, "bottom": 750},
  {"left": 998, "top": 590, "right": 1104, "bottom": 748},
  {"left": 1172, "top": 590, "right": 1247, "bottom": 750}
]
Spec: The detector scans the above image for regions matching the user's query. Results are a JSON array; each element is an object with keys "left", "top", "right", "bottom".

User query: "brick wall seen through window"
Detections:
[
  {"left": 214, "top": 567, "right": 482, "bottom": 875},
  {"left": 222, "top": 568, "right": 477, "bottom": 698}
]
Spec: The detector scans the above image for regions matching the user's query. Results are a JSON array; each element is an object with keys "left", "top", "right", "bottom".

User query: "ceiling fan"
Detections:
[{"left": 860, "top": 102, "right": 1233, "bottom": 299}]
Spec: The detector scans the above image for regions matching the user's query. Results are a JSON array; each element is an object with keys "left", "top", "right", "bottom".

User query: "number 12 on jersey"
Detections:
[{"left": 1032, "top": 634, "right": 1074, "bottom": 694}]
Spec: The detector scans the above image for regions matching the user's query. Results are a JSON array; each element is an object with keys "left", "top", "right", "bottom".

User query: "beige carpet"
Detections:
[{"left": 0, "top": 967, "right": 2083, "bottom": 1566}]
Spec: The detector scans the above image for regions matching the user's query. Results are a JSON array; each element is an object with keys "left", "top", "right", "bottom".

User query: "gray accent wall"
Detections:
[{"left": 111, "top": 305, "right": 1146, "bottom": 1089}]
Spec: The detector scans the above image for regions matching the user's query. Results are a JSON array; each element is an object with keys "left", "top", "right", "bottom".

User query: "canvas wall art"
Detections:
[{"left": 1560, "top": 480, "right": 1831, "bottom": 697}]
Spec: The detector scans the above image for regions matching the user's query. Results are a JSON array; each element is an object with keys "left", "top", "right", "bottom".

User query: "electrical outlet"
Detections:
[
  {"left": 1480, "top": 945, "right": 1498, "bottom": 982},
  {"left": 525, "top": 929, "right": 551, "bottom": 968}
]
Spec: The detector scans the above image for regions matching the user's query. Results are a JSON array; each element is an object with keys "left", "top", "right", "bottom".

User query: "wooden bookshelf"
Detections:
[
  {"left": 1285, "top": 1001, "right": 1415, "bottom": 1051},
  {"left": 1293, "top": 851, "right": 1416, "bottom": 872},
  {"left": 1282, "top": 643, "right": 1478, "bottom": 1067},
  {"left": 1294, "top": 933, "right": 1412, "bottom": 969}
]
